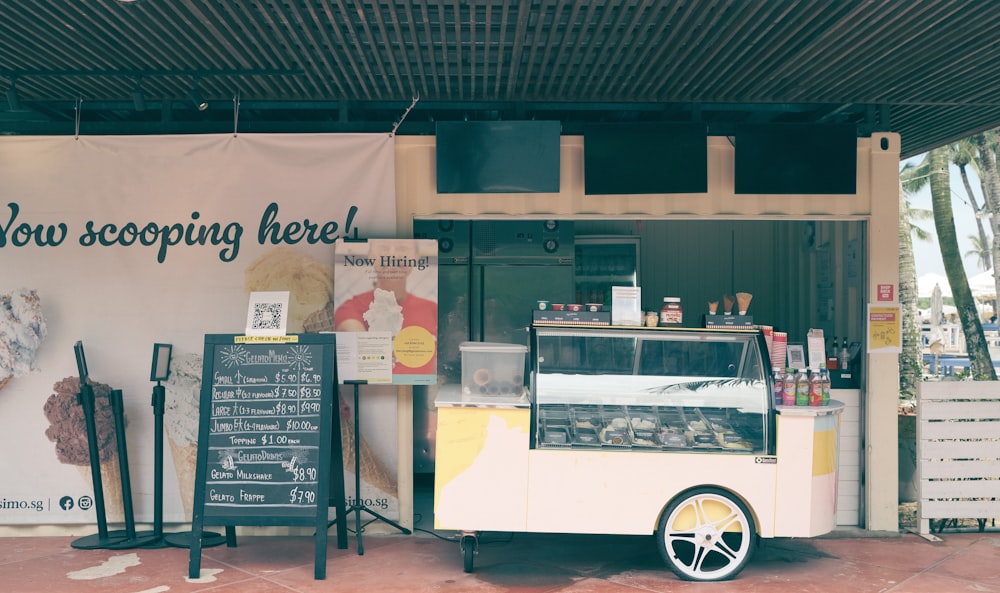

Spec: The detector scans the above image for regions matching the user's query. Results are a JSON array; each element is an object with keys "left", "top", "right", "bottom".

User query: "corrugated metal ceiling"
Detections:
[{"left": 2, "top": 1, "right": 999, "bottom": 157}]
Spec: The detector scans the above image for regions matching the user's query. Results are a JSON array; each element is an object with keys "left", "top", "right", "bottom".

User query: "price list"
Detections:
[{"left": 204, "top": 343, "right": 324, "bottom": 517}]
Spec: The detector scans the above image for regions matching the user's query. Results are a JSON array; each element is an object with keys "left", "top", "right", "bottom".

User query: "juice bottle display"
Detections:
[
  {"left": 808, "top": 368, "right": 823, "bottom": 406},
  {"left": 782, "top": 368, "right": 797, "bottom": 406},
  {"left": 819, "top": 362, "right": 831, "bottom": 405},
  {"left": 794, "top": 368, "right": 809, "bottom": 406},
  {"left": 772, "top": 368, "right": 785, "bottom": 407}
]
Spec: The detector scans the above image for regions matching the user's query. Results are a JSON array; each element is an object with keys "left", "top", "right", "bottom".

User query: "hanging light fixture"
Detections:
[
  {"left": 188, "top": 80, "right": 208, "bottom": 111},
  {"left": 6, "top": 79, "right": 21, "bottom": 111}
]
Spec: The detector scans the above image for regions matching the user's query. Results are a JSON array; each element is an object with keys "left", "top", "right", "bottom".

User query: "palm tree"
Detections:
[
  {"left": 965, "top": 234, "right": 991, "bottom": 271},
  {"left": 950, "top": 139, "right": 993, "bottom": 271},
  {"left": 899, "top": 159, "right": 936, "bottom": 397},
  {"left": 898, "top": 179, "right": 923, "bottom": 398},
  {"left": 928, "top": 147, "right": 996, "bottom": 380},
  {"left": 972, "top": 132, "right": 1000, "bottom": 305}
]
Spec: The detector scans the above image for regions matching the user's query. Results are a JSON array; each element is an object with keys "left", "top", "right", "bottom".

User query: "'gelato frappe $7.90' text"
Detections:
[{"left": 0, "top": 201, "right": 359, "bottom": 264}]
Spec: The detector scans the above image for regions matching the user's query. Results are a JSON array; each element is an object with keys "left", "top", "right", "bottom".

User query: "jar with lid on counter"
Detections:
[{"left": 659, "top": 297, "right": 682, "bottom": 326}]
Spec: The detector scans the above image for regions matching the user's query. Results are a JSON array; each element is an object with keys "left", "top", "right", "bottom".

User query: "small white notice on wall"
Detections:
[{"left": 245, "top": 291, "right": 290, "bottom": 336}]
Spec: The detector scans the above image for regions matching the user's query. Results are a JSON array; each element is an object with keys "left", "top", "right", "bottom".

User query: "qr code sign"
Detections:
[{"left": 251, "top": 302, "right": 285, "bottom": 331}]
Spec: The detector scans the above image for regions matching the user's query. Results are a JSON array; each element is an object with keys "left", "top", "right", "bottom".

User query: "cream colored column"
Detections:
[
  {"left": 396, "top": 385, "right": 414, "bottom": 530},
  {"left": 865, "top": 132, "right": 901, "bottom": 531}
]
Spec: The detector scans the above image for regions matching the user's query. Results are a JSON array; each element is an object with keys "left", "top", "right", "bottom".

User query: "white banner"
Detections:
[{"left": 0, "top": 133, "right": 398, "bottom": 525}]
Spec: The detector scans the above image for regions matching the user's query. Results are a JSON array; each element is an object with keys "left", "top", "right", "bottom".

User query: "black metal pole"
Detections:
[
  {"left": 106, "top": 389, "right": 162, "bottom": 550},
  {"left": 343, "top": 379, "right": 409, "bottom": 557},
  {"left": 151, "top": 383, "right": 165, "bottom": 538},
  {"left": 82, "top": 383, "right": 109, "bottom": 538},
  {"left": 71, "top": 382, "right": 130, "bottom": 550}
]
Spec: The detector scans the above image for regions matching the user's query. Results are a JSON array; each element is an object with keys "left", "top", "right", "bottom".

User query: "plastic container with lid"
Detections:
[
  {"left": 659, "top": 297, "right": 682, "bottom": 325},
  {"left": 460, "top": 341, "right": 528, "bottom": 396}
]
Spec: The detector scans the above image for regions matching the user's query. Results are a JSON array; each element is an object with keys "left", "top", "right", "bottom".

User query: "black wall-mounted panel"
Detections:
[
  {"left": 734, "top": 123, "right": 857, "bottom": 195},
  {"left": 584, "top": 122, "right": 708, "bottom": 194},
  {"left": 435, "top": 121, "right": 561, "bottom": 193}
]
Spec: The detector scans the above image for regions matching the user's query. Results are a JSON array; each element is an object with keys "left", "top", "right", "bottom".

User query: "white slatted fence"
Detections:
[{"left": 917, "top": 382, "right": 1000, "bottom": 534}]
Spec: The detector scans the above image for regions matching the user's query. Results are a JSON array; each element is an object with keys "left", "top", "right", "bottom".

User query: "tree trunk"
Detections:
[
  {"left": 930, "top": 147, "right": 997, "bottom": 380},
  {"left": 957, "top": 163, "right": 992, "bottom": 270},
  {"left": 898, "top": 179, "right": 922, "bottom": 398}
]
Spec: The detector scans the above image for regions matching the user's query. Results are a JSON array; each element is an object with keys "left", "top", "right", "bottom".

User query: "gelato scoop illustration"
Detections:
[
  {"left": 244, "top": 247, "right": 336, "bottom": 334},
  {"left": 43, "top": 375, "right": 123, "bottom": 521},
  {"left": 0, "top": 288, "right": 48, "bottom": 391}
]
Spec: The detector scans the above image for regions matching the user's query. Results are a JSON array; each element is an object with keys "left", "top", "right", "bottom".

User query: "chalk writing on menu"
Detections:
[{"left": 205, "top": 343, "right": 322, "bottom": 516}]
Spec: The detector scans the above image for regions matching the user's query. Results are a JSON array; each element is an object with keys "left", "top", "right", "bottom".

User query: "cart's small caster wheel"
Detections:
[
  {"left": 656, "top": 487, "right": 756, "bottom": 582},
  {"left": 460, "top": 534, "right": 478, "bottom": 573}
]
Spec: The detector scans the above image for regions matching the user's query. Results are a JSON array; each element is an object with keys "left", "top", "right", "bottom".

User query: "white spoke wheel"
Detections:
[{"left": 656, "top": 487, "right": 756, "bottom": 581}]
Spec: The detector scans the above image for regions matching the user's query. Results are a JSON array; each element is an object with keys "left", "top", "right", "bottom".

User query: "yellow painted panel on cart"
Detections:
[
  {"left": 811, "top": 415, "right": 839, "bottom": 477},
  {"left": 434, "top": 407, "right": 531, "bottom": 530}
]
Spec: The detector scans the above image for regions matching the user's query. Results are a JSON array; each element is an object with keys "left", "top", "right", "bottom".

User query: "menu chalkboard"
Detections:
[{"left": 188, "top": 334, "right": 346, "bottom": 580}]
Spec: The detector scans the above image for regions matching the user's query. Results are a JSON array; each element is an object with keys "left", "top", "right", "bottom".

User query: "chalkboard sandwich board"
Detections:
[{"left": 188, "top": 334, "right": 346, "bottom": 579}]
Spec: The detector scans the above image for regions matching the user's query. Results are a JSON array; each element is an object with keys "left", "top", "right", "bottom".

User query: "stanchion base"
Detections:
[
  {"left": 104, "top": 530, "right": 167, "bottom": 550},
  {"left": 70, "top": 529, "right": 133, "bottom": 550},
  {"left": 163, "top": 530, "right": 226, "bottom": 549}
]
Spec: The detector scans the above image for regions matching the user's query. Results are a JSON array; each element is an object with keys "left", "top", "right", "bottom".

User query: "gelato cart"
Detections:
[{"left": 434, "top": 324, "right": 844, "bottom": 581}]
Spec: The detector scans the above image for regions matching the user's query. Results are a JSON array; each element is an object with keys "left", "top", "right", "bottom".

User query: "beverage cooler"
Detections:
[
  {"left": 573, "top": 235, "right": 640, "bottom": 307},
  {"left": 412, "top": 219, "right": 575, "bottom": 473}
]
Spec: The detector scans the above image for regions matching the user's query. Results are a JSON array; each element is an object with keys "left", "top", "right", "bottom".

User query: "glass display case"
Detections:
[{"left": 531, "top": 325, "right": 774, "bottom": 455}]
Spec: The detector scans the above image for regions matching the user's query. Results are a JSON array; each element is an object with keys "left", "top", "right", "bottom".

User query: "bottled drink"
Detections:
[
  {"left": 808, "top": 367, "right": 823, "bottom": 406},
  {"left": 819, "top": 362, "right": 831, "bottom": 405},
  {"left": 772, "top": 368, "right": 785, "bottom": 407},
  {"left": 794, "top": 368, "right": 809, "bottom": 406},
  {"left": 827, "top": 336, "right": 840, "bottom": 369},
  {"left": 782, "top": 367, "right": 797, "bottom": 406},
  {"left": 839, "top": 338, "right": 850, "bottom": 371}
]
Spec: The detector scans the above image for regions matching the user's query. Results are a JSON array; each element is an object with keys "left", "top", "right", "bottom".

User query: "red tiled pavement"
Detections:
[{"left": 1, "top": 528, "right": 998, "bottom": 593}]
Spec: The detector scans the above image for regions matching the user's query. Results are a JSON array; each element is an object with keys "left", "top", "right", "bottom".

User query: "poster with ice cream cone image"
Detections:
[{"left": 332, "top": 239, "right": 439, "bottom": 386}]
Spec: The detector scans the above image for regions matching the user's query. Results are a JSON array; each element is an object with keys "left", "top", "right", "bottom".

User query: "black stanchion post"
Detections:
[
  {"left": 151, "top": 344, "right": 226, "bottom": 550},
  {"left": 70, "top": 341, "right": 131, "bottom": 549},
  {"left": 151, "top": 381, "right": 165, "bottom": 539},
  {"left": 105, "top": 388, "right": 162, "bottom": 550}
]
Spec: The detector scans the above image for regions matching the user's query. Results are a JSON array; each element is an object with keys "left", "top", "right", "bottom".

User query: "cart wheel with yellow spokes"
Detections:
[{"left": 656, "top": 487, "right": 757, "bottom": 582}]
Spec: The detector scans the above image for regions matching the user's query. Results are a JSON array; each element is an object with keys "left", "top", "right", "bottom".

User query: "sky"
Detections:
[{"left": 902, "top": 155, "right": 987, "bottom": 280}]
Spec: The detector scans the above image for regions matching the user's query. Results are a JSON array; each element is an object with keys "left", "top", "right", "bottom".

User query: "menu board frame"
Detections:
[{"left": 188, "top": 334, "right": 346, "bottom": 579}]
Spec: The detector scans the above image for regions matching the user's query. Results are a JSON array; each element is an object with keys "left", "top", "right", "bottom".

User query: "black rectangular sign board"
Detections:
[{"left": 188, "top": 334, "right": 346, "bottom": 579}]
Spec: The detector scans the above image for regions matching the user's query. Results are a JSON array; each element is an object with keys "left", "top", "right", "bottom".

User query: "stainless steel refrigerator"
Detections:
[{"left": 412, "top": 218, "right": 575, "bottom": 473}]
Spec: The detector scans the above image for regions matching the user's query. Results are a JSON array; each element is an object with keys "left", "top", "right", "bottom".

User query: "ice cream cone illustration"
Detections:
[
  {"left": 1, "top": 288, "right": 48, "bottom": 392},
  {"left": 303, "top": 301, "right": 336, "bottom": 333},
  {"left": 163, "top": 352, "right": 204, "bottom": 519},
  {"left": 340, "top": 396, "right": 398, "bottom": 497},
  {"left": 44, "top": 376, "right": 124, "bottom": 522}
]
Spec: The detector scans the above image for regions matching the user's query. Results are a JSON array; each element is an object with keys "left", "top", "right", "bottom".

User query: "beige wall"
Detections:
[{"left": 395, "top": 132, "right": 901, "bottom": 531}]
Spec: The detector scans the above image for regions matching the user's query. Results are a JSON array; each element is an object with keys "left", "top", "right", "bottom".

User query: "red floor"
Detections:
[{"left": 1, "top": 526, "right": 999, "bottom": 592}]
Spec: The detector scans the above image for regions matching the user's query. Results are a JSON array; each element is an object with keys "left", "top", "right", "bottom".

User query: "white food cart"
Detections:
[{"left": 434, "top": 324, "right": 843, "bottom": 581}]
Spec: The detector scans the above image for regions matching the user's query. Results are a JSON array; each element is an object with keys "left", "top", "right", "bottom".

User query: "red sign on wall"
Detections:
[{"left": 877, "top": 284, "right": 895, "bottom": 302}]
